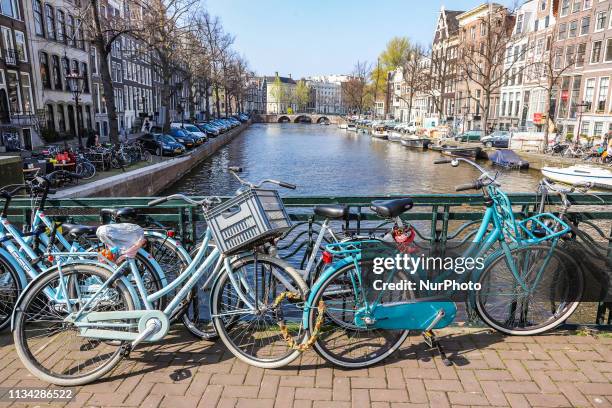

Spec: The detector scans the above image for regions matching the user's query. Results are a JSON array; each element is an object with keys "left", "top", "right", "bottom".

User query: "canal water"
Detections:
[{"left": 167, "top": 123, "right": 542, "bottom": 196}]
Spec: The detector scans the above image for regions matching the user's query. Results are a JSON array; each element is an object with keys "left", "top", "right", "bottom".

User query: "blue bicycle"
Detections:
[{"left": 302, "top": 158, "right": 583, "bottom": 368}]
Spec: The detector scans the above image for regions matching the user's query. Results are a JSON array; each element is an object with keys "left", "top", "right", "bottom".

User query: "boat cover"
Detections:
[{"left": 489, "top": 149, "right": 527, "bottom": 167}]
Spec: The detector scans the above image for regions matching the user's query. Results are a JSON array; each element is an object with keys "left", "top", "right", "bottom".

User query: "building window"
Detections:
[
  {"left": 561, "top": 0, "right": 570, "bottom": 15},
  {"left": 61, "top": 56, "right": 69, "bottom": 90},
  {"left": 558, "top": 23, "right": 567, "bottom": 40},
  {"left": 597, "top": 78, "right": 609, "bottom": 112},
  {"left": 540, "top": 0, "right": 546, "bottom": 10},
  {"left": 572, "top": 0, "right": 581, "bottom": 12},
  {"left": 584, "top": 78, "right": 596, "bottom": 110},
  {"left": 46, "top": 104, "right": 55, "bottom": 129},
  {"left": 576, "top": 43, "right": 586, "bottom": 66},
  {"left": 6, "top": 71, "right": 21, "bottom": 114},
  {"left": 14, "top": 31, "right": 26, "bottom": 62},
  {"left": 568, "top": 20, "right": 578, "bottom": 37},
  {"left": 33, "top": 0, "right": 44, "bottom": 36},
  {"left": 56, "top": 9, "right": 65, "bottom": 43},
  {"left": 52, "top": 55, "right": 62, "bottom": 90},
  {"left": 591, "top": 41, "right": 602, "bottom": 63},
  {"left": 516, "top": 15, "right": 523, "bottom": 33},
  {"left": 566, "top": 45, "right": 575, "bottom": 66},
  {"left": 75, "top": 18, "right": 84, "bottom": 49},
  {"left": 20, "top": 73, "right": 32, "bottom": 113},
  {"left": 40, "top": 52, "right": 51, "bottom": 88},
  {"left": 581, "top": 16, "right": 590, "bottom": 35},
  {"left": 81, "top": 62, "right": 89, "bottom": 92},
  {"left": 594, "top": 122, "right": 603, "bottom": 137},
  {"left": 584, "top": 0, "right": 591, "bottom": 8},
  {"left": 45, "top": 4, "right": 55, "bottom": 40},
  {"left": 595, "top": 11, "right": 606, "bottom": 30},
  {"left": 606, "top": 38, "right": 612, "bottom": 62},
  {"left": 66, "top": 14, "right": 74, "bottom": 46},
  {"left": 1, "top": 0, "right": 19, "bottom": 18}
]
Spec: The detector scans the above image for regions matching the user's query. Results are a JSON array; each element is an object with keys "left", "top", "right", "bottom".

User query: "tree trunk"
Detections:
[
  {"left": 205, "top": 81, "right": 211, "bottom": 120},
  {"left": 161, "top": 74, "right": 172, "bottom": 132},
  {"left": 214, "top": 84, "right": 221, "bottom": 118},
  {"left": 543, "top": 83, "right": 553, "bottom": 149}
]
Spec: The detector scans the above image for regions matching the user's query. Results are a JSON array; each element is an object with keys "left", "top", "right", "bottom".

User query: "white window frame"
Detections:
[
  {"left": 13, "top": 30, "right": 26, "bottom": 62},
  {"left": 6, "top": 69, "right": 21, "bottom": 114},
  {"left": 595, "top": 11, "right": 606, "bottom": 32},
  {"left": 20, "top": 72, "right": 32, "bottom": 113},
  {"left": 591, "top": 40, "right": 602, "bottom": 63}
]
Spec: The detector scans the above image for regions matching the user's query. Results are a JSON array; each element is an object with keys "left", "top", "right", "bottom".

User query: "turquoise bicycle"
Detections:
[{"left": 302, "top": 158, "right": 583, "bottom": 368}]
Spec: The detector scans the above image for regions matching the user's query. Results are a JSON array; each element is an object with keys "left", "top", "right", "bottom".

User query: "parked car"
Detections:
[
  {"left": 210, "top": 120, "right": 229, "bottom": 132},
  {"left": 196, "top": 122, "right": 220, "bottom": 137},
  {"left": 481, "top": 131, "right": 511, "bottom": 148},
  {"left": 455, "top": 130, "right": 483, "bottom": 142},
  {"left": 139, "top": 133, "right": 185, "bottom": 156},
  {"left": 170, "top": 123, "right": 208, "bottom": 142},
  {"left": 168, "top": 128, "right": 197, "bottom": 149}
]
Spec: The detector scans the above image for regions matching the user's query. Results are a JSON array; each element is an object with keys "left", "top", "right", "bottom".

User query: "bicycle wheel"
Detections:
[
  {"left": 82, "top": 162, "right": 96, "bottom": 179},
  {"left": 0, "top": 255, "right": 21, "bottom": 331},
  {"left": 307, "top": 261, "right": 411, "bottom": 368},
  {"left": 13, "top": 263, "right": 135, "bottom": 386},
  {"left": 475, "top": 244, "right": 583, "bottom": 335},
  {"left": 181, "top": 242, "right": 218, "bottom": 340},
  {"left": 211, "top": 254, "right": 307, "bottom": 368}
]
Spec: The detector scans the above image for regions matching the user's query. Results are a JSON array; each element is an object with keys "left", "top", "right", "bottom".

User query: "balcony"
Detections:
[{"left": 10, "top": 112, "right": 38, "bottom": 126}]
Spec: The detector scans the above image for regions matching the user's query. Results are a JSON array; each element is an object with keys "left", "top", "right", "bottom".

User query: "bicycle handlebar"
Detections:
[
  {"left": 433, "top": 157, "right": 500, "bottom": 191},
  {"left": 148, "top": 194, "right": 222, "bottom": 207},
  {"left": 228, "top": 166, "right": 297, "bottom": 190}
]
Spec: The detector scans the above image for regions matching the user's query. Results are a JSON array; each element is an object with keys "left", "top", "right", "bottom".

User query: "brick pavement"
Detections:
[{"left": 0, "top": 327, "right": 611, "bottom": 407}]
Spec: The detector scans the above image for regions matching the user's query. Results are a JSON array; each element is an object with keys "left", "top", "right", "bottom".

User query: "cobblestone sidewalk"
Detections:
[{"left": 0, "top": 328, "right": 611, "bottom": 407}]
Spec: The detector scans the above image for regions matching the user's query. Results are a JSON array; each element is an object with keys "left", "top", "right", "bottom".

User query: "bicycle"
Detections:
[
  {"left": 0, "top": 172, "right": 167, "bottom": 331},
  {"left": 12, "top": 170, "right": 308, "bottom": 385},
  {"left": 302, "top": 157, "right": 583, "bottom": 368}
]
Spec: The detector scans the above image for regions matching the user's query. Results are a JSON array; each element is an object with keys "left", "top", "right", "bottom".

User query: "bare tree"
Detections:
[
  {"left": 455, "top": 5, "right": 530, "bottom": 132},
  {"left": 396, "top": 44, "right": 426, "bottom": 123},
  {"left": 342, "top": 60, "right": 371, "bottom": 114},
  {"left": 80, "top": 0, "right": 143, "bottom": 143},
  {"left": 421, "top": 44, "right": 455, "bottom": 122}
]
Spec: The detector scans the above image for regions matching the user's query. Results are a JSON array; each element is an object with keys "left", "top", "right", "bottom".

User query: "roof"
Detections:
[
  {"left": 265, "top": 76, "right": 296, "bottom": 85},
  {"left": 434, "top": 7, "right": 464, "bottom": 43}
]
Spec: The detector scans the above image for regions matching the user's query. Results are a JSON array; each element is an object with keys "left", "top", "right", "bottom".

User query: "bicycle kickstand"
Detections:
[{"left": 422, "top": 309, "right": 452, "bottom": 366}]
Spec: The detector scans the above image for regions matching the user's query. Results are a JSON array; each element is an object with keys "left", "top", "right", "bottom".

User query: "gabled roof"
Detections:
[{"left": 434, "top": 6, "right": 464, "bottom": 43}]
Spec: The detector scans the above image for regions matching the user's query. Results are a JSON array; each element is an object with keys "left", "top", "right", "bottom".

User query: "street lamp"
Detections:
[
  {"left": 179, "top": 97, "right": 186, "bottom": 126},
  {"left": 65, "top": 70, "right": 84, "bottom": 148}
]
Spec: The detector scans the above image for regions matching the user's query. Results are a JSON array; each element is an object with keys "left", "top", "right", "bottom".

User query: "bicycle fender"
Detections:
[
  {"left": 143, "top": 231, "right": 192, "bottom": 264},
  {"left": 136, "top": 248, "right": 168, "bottom": 287},
  {"left": 10, "top": 260, "right": 141, "bottom": 330},
  {"left": 302, "top": 255, "right": 358, "bottom": 330},
  {"left": 0, "top": 247, "right": 27, "bottom": 289}
]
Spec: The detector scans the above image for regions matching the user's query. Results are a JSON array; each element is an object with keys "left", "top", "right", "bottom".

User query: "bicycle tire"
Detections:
[
  {"left": 307, "top": 260, "right": 410, "bottom": 368},
  {"left": 211, "top": 254, "right": 308, "bottom": 368},
  {"left": 13, "top": 263, "right": 135, "bottom": 386},
  {"left": 475, "top": 244, "right": 583, "bottom": 335},
  {"left": 0, "top": 254, "right": 22, "bottom": 332}
]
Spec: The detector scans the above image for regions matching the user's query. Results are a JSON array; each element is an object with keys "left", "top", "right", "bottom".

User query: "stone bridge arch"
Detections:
[
  {"left": 277, "top": 115, "right": 291, "bottom": 123},
  {"left": 294, "top": 115, "right": 312, "bottom": 123}
]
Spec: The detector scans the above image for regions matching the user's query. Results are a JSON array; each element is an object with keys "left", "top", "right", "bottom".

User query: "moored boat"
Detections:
[
  {"left": 400, "top": 135, "right": 431, "bottom": 149},
  {"left": 347, "top": 122, "right": 357, "bottom": 132},
  {"left": 441, "top": 146, "right": 482, "bottom": 159},
  {"left": 338, "top": 123, "right": 348, "bottom": 129},
  {"left": 371, "top": 126, "right": 388, "bottom": 139},
  {"left": 541, "top": 165, "right": 612, "bottom": 190},
  {"left": 489, "top": 149, "right": 529, "bottom": 169},
  {"left": 388, "top": 130, "right": 402, "bottom": 142}
]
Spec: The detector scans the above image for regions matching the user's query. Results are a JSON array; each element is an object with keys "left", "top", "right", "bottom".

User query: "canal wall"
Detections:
[{"left": 53, "top": 123, "right": 249, "bottom": 198}]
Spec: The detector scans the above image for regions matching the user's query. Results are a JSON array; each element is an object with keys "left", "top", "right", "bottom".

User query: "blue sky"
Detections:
[{"left": 203, "top": 0, "right": 504, "bottom": 78}]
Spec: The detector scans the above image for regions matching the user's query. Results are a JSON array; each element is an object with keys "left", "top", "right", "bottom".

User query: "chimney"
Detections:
[{"left": 289, "top": 73, "right": 292, "bottom": 79}]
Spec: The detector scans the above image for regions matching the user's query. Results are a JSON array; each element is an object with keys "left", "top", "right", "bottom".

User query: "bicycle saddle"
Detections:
[
  {"left": 370, "top": 198, "right": 414, "bottom": 218},
  {"left": 62, "top": 223, "right": 98, "bottom": 238},
  {"left": 314, "top": 205, "right": 348, "bottom": 220},
  {"left": 100, "top": 207, "right": 139, "bottom": 221}
]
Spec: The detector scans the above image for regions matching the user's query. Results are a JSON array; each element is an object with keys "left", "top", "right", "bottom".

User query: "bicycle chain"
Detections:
[{"left": 273, "top": 291, "right": 326, "bottom": 352}]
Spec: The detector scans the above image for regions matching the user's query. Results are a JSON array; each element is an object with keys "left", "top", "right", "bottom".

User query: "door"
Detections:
[{"left": 22, "top": 128, "right": 32, "bottom": 150}]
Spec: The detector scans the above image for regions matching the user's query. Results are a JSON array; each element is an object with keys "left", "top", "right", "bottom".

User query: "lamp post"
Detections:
[
  {"left": 66, "top": 70, "right": 84, "bottom": 148},
  {"left": 179, "top": 97, "right": 186, "bottom": 127}
]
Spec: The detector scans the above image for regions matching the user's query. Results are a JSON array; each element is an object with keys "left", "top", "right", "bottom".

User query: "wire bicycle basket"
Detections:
[{"left": 204, "top": 188, "right": 292, "bottom": 255}]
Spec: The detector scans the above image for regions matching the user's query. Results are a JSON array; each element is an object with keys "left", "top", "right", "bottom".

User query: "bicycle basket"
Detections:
[{"left": 203, "top": 189, "right": 291, "bottom": 255}]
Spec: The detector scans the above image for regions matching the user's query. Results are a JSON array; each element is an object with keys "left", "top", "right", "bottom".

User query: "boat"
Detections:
[
  {"left": 441, "top": 146, "right": 482, "bottom": 159},
  {"left": 541, "top": 165, "right": 612, "bottom": 190},
  {"left": 400, "top": 135, "right": 431, "bottom": 149},
  {"left": 347, "top": 123, "right": 357, "bottom": 132},
  {"left": 338, "top": 123, "right": 348, "bottom": 129},
  {"left": 489, "top": 149, "right": 529, "bottom": 169},
  {"left": 371, "top": 126, "right": 388, "bottom": 139},
  {"left": 388, "top": 130, "right": 402, "bottom": 142}
]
